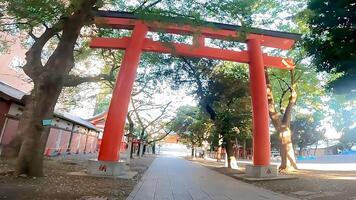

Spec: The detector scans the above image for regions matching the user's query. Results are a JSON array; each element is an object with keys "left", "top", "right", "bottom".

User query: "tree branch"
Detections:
[
  {"left": 265, "top": 69, "right": 283, "bottom": 129},
  {"left": 282, "top": 70, "right": 297, "bottom": 126},
  {"left": 63, "top": 74, "right": 112, "bottom": 87},
  {"left": 23, "top": 22, "right": 62, "bottom": 81}
]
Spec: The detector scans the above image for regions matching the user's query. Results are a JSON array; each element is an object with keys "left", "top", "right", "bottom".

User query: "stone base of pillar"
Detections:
[
  {"left": 245, "top": 164, "right": 278, "bottom": 178},
  {"left": 88, "top": 159, "right": 137, "bottom": 179}
]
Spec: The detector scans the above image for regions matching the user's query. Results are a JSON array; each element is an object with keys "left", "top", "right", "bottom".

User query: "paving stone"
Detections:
[{"left": 127, "top": 157, "right": 299, "bottom": 200}]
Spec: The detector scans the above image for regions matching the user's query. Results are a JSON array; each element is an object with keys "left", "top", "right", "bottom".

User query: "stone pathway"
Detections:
[{"left": 127, "top": 156, "right": 298, "bottom": 200}]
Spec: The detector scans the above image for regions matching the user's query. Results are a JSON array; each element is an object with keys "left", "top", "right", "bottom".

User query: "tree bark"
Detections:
[
  {"left": 14, "top": 0, "right": 98, "bottom": 176},
  {"left": 16, "top": 83, "right": 62, "bottom": 176},
  {"left": 130, "top": 141, "right": 134, "bottom": 159},
  {"left": 142, "top": 144, "right": 146, "bottom": 155},
  {"left": 265, "top": 70, "right": 298, "bottom": 171},
  {"left": 278, "top": 127, "right": 297, "bottom": 170},
  {"left": 152, "top": 142, "right": 156, "bottom": 154},
  {"left": 191, "top": 147, "right": 195, "bottom": 158},
  {"left": 243, "top": 140, "right": 246, "bottom": 159},
  {"left": 137, "top": 142, "right": 141, "bottom": 157},
  {"left": 224, "top": 138, "right": 238, "bottom": 169}
]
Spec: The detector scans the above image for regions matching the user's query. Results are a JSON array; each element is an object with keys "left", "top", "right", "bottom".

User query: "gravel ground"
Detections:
[
  {"left": 190, "top": 158, "right": 356, "bottom": 200},
  {"left": 0, "top": 153, "right": 155, "bottom": 200}
]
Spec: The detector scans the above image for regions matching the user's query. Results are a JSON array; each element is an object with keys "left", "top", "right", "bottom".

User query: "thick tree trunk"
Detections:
[
  {"left": 278, "top": 127, "right": 297, "bottom": 171},
  {"left": 16, "top": 83, "right": 62, "bottom": 176},
  {"left": 225, "top": 138, "right": 238, "bottom": 169},
  {"left": 265, "top": 70, "right": 298, "bottom": 171},
  {"left": 13, "top": 0, "right": 98, "bottom": 176}
]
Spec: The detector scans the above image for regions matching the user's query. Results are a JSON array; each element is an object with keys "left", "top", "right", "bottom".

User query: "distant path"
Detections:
[{"left": 127, "top": 156, "right": 298, "bottom": 200}]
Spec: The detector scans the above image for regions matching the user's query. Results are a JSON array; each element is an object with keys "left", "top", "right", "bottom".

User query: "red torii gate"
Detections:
[{"left": 89, "top": 11, "right": 300, "bottom": 176}]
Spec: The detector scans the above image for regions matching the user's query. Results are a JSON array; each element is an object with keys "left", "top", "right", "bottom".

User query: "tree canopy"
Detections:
[{"left": 303, "top": 0, "right": 356, "bottom": 94}]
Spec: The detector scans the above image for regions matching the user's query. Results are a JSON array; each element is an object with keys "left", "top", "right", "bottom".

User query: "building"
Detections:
[
  {"left": 88, "top": 111, "right": 127, "bottom": 153},
  {"left": 162, "top": 134, "right": 180, "bottom": 144},
  {"left": 0, "top": 81, "right": 100, "bottom": 156}
]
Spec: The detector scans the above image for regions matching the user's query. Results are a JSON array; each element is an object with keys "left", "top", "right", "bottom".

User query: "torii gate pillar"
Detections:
[
  {"left": 98, "top": 22, "right": 148, "bottom": 161},
  {"left": 246, "top": 39, "right": 277, "bottom": 177},
  {"left": 88, "top": 23, "right": 147, "bottom": 178}
]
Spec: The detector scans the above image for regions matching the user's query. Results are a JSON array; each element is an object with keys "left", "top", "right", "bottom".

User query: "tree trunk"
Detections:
[
  {"left": 225, "top": 139, "right": 238, "bottom": 169},
  {"left": 152, "top": 142, "right": 156, "bottom": 154},
  {"left": 130, "top": 141, "right": 134, "bottom": 159},
  {"left": 16, "top": 83, "right": 62, "bottom": 176},
  {"left": 126, "top": 138, "right": 132, "bottom": 163},
  {"left": 191, "top": 147, "right": 195, "bottom": 158},
  {"left": 137, "top": 142, "right": 141, "bottom": 157},
  {"left": 314, "top": 142, "right": 318, "bottom": 156},
  {"left": 265, "top": 70, "right": 298, "bottom": 171},
  {"left": 278, "top": 127, "right": 298, "bottom": 171},
  {"left": 12, "top": 0, "right": 98, "bottom": 176},
  {"left": 142, "top": 144, "right": 146, "bottom": 155},
  {"left": 243, "top": 140, "right": 246, "bottom": 159},
  {"left": 139, "top": 142, "right": 144, "bottom": 157}
]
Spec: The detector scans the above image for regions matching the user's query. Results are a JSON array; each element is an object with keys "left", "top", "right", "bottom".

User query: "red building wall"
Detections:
[
  {"left": 69, "top": 133, "right": 81, "bottom": 154},
  {"left": 0, "top": 118, "right": 19, "bottom": 145}
]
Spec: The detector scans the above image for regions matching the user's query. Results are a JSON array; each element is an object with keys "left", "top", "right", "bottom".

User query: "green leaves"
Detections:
[
  {"left": 292, "top": 113, "right": 326, "bottom": 151},
  {"left": 5, "top": 0, "right": 66, "bottom": 29},
  {"left": 171, "top": 105, "right": 212, "bottom": 146},
  {"left": 302, "top": 0, "right": 356, "bottom": 93}
]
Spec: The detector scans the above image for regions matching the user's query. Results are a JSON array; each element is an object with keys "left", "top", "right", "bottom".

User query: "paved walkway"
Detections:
[{"left": 127, "top": 156, "right": 298, "bottom": 200}]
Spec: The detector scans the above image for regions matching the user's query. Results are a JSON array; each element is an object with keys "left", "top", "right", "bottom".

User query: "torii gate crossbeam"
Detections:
[{"left": 89, "top": 11, "right": 300, "bottom": 178}]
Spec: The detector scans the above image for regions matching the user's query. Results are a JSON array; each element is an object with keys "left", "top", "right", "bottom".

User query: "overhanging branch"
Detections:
[{"left": 63, "top": 74, "right": 112, "bottom": 87}]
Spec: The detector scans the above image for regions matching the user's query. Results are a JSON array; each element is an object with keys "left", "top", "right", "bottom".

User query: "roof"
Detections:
[
  {"left": 0, "top": 81, "right": 98, "bottom": 131},
  {"left": 87, "top": 110, "right": 107, "bottom": 122},
  {"left": 55, "top": 112, "right": 99, "bottom": 131},
  {"left": 94, "top": 10, "right": 302, "bottom": 41},
  {"left": 0, "top": 81, "right": 26, "bottom": 103}
]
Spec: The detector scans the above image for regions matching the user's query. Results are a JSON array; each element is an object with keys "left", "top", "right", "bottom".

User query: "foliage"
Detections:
[
  {"left": 329, "top": 96, "right": 356, "bottom": 134},
  {"left": 302, "top": 0, "right": 356, "bottom": 93},
  {"left": 171, "top": 105, "right": 212, "bottom": 148},
  {"left": 339, "top": 128, "right": 356, "bottom": 150},
  {"left": 291, "top": 114, "right": 326, "bottom": 155},
  {"left": 206, "top": 63, "right": 252, "bottom": 147}
]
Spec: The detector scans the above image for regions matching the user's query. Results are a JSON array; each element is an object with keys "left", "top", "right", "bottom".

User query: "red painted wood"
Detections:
[
  {"left": 98, "top": 22, "right": 148, "bottom": 161},
  {"left": 0, "top": 118, "right": 19, "bottom": 145},
  {"left": 90, "top": 37, "right": 294, "bottom": 69},
  {"left": 247, "top": 39, "right": 271, "bottom": 166},
  {"left": 95, "top": 17, "right": 295, "bottom": 50}
]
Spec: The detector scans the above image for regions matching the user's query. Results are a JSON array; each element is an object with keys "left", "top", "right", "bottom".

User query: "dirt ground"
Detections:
[
  {"left": 0, "top": 153, "right": 155, "bottom": 200},
  {"left": 190, "top": 158, "right": 356, "bottom": 200}
]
